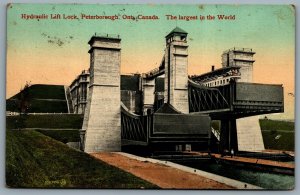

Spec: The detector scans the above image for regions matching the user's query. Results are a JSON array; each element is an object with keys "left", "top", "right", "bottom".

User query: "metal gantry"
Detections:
[{"left": 188, "top": 80, "right": 230, "bottom": 113}]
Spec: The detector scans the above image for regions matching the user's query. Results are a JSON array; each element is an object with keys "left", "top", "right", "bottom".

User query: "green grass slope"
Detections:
[
  {"left": 7, "top": 114, "right": 83, "bottom": 129},
  {"left": 6, "top": 130, "right": 158, "bottom": 188},
  {"left": 6, "top": 84, "right": 68, "bottom": 113},
  {"left": 7, "top": 114, "right": 83, "bottom": 143},
  {"left": 10, "top": 84, "right": 66, "bottom": 100},
  {"left": 259, "top": 119, "right": 294, "bottom": 151},
  {"left": 259, "top": 119, "right": 294, "bottom": 131}
]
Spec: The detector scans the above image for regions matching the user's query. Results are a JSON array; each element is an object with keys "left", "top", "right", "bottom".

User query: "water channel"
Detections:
[{"left": 182, "top": 160, "right": 294, "bottom": 189}]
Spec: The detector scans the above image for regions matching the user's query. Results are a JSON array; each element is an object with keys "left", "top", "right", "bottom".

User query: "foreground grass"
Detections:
[{"left": 6, "top": 130, "right": 158, "bottom": 188}]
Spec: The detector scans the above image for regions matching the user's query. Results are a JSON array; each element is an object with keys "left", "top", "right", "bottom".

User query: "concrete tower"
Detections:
[
  {"left": 81, "top": 34, "right": 121, "bottom": 152},
  {"left": 222, "top": 47, "right": 264, "bottom": 151},
  {"left": 164, "top": 27, "right": 189, "bottom": 113},
  {"left": 221, "top": 48, "right": 255, "bottom": 82}
]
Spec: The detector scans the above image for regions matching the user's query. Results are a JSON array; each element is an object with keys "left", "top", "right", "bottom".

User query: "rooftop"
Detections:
[
  {"left": 166, "top": 27, "right": 188, "bottom": 38},
  {"left": 88, "top": 33, "right": 121, "bottom": 45}
]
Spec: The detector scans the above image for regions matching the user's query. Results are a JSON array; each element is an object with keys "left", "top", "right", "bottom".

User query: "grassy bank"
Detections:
[
  {"left": 7, "top": 84, "right": 68, "bottom": 113},
  {"left": 7, "top": 114, "right": 83, "bottom": 129},
  {"left": 9, "top": 84, "right": 66, "bottom": 100},
  {"left": 261, "top": 131, "right": 294, "bottom": 151},
  {"left": 259, "top": 119, "right": 294, "bottom": 131},
  {"left": 35, "top": 129, "right": 80, "bottom": 143},
  {"left": 6, "top": 114, "right": 83, "bottom": 143},
  {"left": 260, "top": 119, "right": 294, "bottom": 151},
  {"left": 6, "top": 130, "right": 158, "bottom": 188},
  {"left": 211, "top": 119, "right": 294, "bottom": 151}
]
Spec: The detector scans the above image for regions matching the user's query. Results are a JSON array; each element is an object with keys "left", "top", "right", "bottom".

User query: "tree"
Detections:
[
  {"left": 17, "top": 81, "right": 31, "bottom": 114},
  {"left": 15, "top": 81, "right": 31, "bottom": 130}
]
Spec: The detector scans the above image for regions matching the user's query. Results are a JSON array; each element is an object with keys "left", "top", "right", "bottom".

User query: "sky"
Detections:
[{"left": 6, "top": 4, "right": 295, "bottom": 119}]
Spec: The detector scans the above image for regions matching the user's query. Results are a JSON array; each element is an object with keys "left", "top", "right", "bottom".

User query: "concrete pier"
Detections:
[
  {"left": 142, "top": 78, "right": 155, "bottom": 114},
  {"left": 82, "top": 35, "right": 121, "bottom": 152},
  {"left": 236, "top": 116, "right": 265, "bottom": 151},
  {"left": 222, "top": 48, "right": 264, "bottom": 152}
]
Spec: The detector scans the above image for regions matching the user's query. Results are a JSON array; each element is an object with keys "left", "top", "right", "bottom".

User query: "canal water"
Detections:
[{"left": 182, "top": 160, "right": 294, "bottom": 190}]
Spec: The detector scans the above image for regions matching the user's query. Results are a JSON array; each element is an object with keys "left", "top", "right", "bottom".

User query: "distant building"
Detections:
[
  {"left": 69, "top": 69, "right": 90, "bottom": 114},
  {"left": 69, "top": 71, "right": 143, "bottom": 115},
  {"left": 120, "top": 74, "right": 143, "bottom": 114},
  {"left": 221, "top": 47, "right": 255, "bottom": 82}
]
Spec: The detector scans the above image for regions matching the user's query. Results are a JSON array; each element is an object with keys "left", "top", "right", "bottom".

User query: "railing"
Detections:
[
  {"left": 143, "top": 68, "right": 164, "bottom": 79},
  {"left": 81, "top": 70, "right": 90, "bottom": 74},
  {"left": 142, "top": 57, "right": 165, "bottom": 79},
  {"left": 121, "top": 102, "right": 147, "bottom": 142},
  {"left": 94, "top": 33, "right": 120, "bottom": 39},
  {"left": 223, "top": 47, "right": 254, "bottom": 53}
]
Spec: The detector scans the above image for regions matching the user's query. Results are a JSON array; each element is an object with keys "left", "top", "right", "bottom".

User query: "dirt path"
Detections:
[{"left": 91, "top": 152, "right": 234, "bottom": 189}]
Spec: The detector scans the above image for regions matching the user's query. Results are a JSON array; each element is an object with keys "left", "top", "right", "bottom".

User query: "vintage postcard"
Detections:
[{"left": 6, "top": 4, "right": 295, "bottom": 189}]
